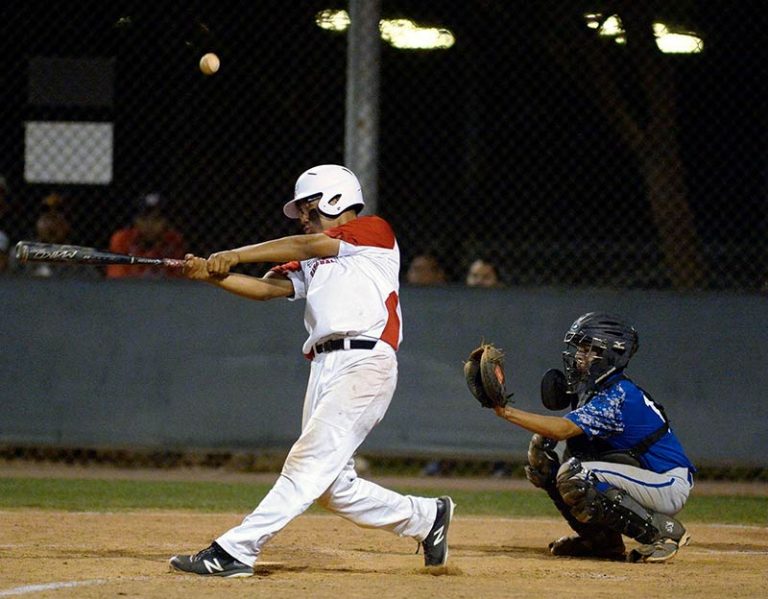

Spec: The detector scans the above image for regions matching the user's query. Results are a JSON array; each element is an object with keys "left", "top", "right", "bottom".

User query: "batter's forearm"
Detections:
[
  {"left": 494, "top": 406, "right": 583, "bottom": 440},
  {"left": 207, "top": 273, "right": 293, "bottom": 301},
  {"left": 233, "top": 234, "right": 339, "bottom": 264}
]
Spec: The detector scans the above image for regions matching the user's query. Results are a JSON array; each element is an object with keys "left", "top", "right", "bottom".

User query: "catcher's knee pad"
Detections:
[
  {"left": 555, "top": 457, "right": 600, "bottom": 523},
  {"left": 525, "top": 434, "right": 559, "bottom": 489}
]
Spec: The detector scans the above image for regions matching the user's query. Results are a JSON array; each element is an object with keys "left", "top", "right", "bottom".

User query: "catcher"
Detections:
[{"left": 465, "top": 312, "right": 695, "bottom": 562}]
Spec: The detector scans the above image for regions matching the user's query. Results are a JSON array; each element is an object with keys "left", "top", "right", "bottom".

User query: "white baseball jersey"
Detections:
[{"left": 271, "top": 216, "right": 403, "bottom": 355}]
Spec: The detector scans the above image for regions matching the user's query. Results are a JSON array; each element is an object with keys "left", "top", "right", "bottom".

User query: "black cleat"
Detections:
[
  {"left": 169, "top": 542, "right": 254, "bottom": 577},
  {"left": 422, "top": 496, "right": 455, "bottom": 567},
  {"left": 549, "top": 531, "right": 626, "bottom": 561}
]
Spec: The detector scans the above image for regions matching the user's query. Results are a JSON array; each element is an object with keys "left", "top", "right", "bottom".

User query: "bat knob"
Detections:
[{"left": 14, "top": 241, "right": 29, "bottom": 264}]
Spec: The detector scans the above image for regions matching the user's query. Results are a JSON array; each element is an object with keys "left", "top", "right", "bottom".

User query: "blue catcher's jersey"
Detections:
[{"left": 565, "top": 375, "right": 695, "bottom": 474}]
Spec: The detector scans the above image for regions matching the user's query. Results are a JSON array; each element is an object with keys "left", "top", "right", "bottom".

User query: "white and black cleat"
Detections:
[
  {"left": 169, "top": 542, "right": 254, "bottom": 577},
  {"left": 629, "top": 530, "right": 691, "bottom": 563},
  {"left": 422, "top": 496, "right": 455, "bottom": 567}
]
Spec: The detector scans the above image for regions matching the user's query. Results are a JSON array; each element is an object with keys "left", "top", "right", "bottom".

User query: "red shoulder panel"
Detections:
[
  {"left": 324, "top": 216, "right": 396, "bottom": 249},
  {"left": 270, "top": 260, "right": 302, "bottom": 274}
]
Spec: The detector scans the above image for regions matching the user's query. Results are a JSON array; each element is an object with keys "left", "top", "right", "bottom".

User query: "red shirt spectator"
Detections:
[{"left": 107, "top": 193, "right": 186, "bottom": 278}]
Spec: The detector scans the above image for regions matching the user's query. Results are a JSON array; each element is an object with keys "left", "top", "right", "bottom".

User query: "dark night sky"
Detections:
[{"left": 0, "top": 1, "right": 764, "bottom": 288}]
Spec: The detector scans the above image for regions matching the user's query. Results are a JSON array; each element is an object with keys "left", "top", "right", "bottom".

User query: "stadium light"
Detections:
[
  {"left": 315, "top": 8, "right": 350, "bottom": 32},
  {"left": 315, "top": 9, "right": 455, "bottom": 50},
  {"left": 583, "top": 13, "right": 703, "bottom": 54},
  {"left": 653, "top": 23, "right": 704, "bottom": 54}
]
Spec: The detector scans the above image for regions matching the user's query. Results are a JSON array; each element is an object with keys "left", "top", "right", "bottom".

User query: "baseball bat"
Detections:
[{"left": 14, "top": 241, "right": 185, "bottom": 268}]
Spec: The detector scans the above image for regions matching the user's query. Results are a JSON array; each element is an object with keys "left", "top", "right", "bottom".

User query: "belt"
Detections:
[{"left": 315, "top": 338, "right": 377, "bottom": 354}]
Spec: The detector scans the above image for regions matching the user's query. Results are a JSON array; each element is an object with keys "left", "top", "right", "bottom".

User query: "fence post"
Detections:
[{"left": 344, "top": 0, "right": 381, "bottom": 214}]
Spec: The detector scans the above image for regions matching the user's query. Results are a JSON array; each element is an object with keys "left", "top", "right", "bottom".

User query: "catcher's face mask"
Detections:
[{"left": 562, "top": 337, "right": 604, "bottom": 393}]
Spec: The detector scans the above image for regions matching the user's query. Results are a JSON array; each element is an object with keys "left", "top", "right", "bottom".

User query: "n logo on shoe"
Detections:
[
  {"left": 204, "top": 558, "right": 224, "bottom": 573},
  {"left": 432, "top": 525, "right": 445, "bottom": 546}
]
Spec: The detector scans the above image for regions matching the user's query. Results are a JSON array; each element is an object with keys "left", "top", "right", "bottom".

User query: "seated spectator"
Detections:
[
  {"left": 107, "top": 192, "right": 186, "bottom": 278},
  {"left": 0, "top": 175, "right": 10, "bottom": 264},
  {"left": 0, "top": 230, "right": 9, "bottom": 274},
  {"left": 406, "top": 252, "right": 447, "bottom": 285},
  {"left": 17, "top": 193, "right": 100, "bottom": 279},
  {"left": 466, "top": 258, "right": 502, "bottom": 288}
]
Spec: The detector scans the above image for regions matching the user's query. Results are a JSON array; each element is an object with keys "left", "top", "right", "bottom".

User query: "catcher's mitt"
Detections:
[{"left": 464, "top": 343, "right": 512, "bottom": 409}]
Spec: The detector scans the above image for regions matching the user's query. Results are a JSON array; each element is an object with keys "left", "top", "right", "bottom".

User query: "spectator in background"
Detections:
[
  {"left": 405, "top": 252, "right": 447, "bottom": 285},
  {"left": 0, "top": 230, "right": 9, "bottom": 274},
  {"left": 466, "top": 257, "right": 502, "bottom": 288},
  {"left": 107, "top": 192, "right": 185, "bottom": 278},
  {"left": 16, "top": 193, "right": 101, "bottom": 279},
  {"left": 0, "top": 175, "right": 10, "bottom": 266},
  {"left": 36, "top": 193, "right": 70, "bottom": 242}
]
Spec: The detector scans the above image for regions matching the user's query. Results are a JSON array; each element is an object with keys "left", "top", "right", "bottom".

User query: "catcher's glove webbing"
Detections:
[{"left": 464, "top": 343, "right": 512, "bottom": 409}]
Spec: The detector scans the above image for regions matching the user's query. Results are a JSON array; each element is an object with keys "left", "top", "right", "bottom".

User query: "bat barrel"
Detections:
[
  {"left": 13, "top": 240, "right": 185, "bottom": 268},
  {"left": 15, "top": 241, "right": 94, "bottom": 264}
]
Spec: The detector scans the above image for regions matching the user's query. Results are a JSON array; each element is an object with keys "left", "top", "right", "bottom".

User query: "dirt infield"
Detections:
[
  {"left": 1, "top": 465, "right": 767, "bottom": 598},
  {"left": 0, "top": 509, "right": 765, "bottom": 598}
]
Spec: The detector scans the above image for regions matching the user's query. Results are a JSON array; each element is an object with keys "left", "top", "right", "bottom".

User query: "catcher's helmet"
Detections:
[
  {"left": 562, "top": 312, "right": 639, "bottom": 393},
  {"left": 283, "top": 164, "right": 364, "bottom": 219}
]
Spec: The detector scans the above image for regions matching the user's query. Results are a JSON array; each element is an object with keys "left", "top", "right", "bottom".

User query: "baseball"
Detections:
[{"left": 199, "top": 53, "right": 220, "bottom": 76}]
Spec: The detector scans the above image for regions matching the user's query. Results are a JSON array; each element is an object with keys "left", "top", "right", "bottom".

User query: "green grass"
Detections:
[{"left": 0, "top": 478, "right": 765, "bottom": 525}]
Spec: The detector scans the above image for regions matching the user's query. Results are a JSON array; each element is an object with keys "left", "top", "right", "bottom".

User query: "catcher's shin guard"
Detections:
[
  {"left": 545, "top": 478, "right": 626, "bottom": 559},
  {"left": 555, "top": 458, "right": 689, "bottom": 562}
]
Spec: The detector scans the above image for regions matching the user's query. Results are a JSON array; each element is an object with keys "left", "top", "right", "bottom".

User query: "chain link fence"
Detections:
[
  {"left": 1, "top": 2, "right": 766, "bottom": 477},
  {"left": 0, "top": 1, "right": 765, "bottom": 289}
]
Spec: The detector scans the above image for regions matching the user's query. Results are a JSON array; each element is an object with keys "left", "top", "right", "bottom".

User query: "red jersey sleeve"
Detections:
[
  {"left": 270, "top": 261, "right": 302, "bottom": 275},
  {"left": 324, "top": 216, "right": 396, "bottom": 249}
]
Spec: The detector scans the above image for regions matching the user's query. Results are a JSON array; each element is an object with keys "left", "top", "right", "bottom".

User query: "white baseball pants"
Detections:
[
  {"left": 583, "top": 461, "right": 693, "bottom": 515},
  {"left": 216, "top": 344, "right": 438, "bottom": 566}
]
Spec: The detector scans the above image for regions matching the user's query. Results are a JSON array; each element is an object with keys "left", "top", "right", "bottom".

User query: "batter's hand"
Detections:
[
  {"left": 183, "top": 254, "right": 211, "bottom": 280},
  {"left": 207, "top": 250, "right": 240, "bottom": 275}
]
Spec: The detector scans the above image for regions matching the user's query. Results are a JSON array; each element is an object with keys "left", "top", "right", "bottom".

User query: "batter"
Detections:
[{"left": 170, "top": 164, "right": 454, "bottom": 577}]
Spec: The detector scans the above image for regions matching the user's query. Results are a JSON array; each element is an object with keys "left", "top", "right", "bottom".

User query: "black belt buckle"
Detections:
[
  {"left": 316, "top": 338, "right": 375, "bottom": 354},
  {"left": 349, "top": 340, "right": 376, "bottom": 350},
  {"left": 317, "top": 340, "right": 337, "bottom": 354}
]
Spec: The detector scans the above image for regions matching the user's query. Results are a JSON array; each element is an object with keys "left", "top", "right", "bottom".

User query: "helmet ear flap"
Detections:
[{"left": 316, "top": 194, "right": 341, "bottom": 218}]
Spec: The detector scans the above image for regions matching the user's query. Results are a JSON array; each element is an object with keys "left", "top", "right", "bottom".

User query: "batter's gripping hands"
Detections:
[
  {"left": 206, "top": 250, "right": 240, "bottom": 275},
  {"left": 464, "top": 343, "right": 512, "bottom": 409}
]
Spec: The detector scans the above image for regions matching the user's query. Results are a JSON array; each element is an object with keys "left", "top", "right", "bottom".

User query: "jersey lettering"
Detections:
[
  {"left": 643, "top": 393, "right": 665, "bottom": 422},
  {"left": 309, "top": 257, "right": 338, "bottom": 277}
]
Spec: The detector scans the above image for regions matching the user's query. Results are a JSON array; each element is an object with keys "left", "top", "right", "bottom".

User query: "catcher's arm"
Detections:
[{"left": 493, "top": 405, "right": 583, "bottom": 441}]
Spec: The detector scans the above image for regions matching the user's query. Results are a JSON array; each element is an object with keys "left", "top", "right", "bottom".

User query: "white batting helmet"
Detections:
[{"left": 283, "top": 164, "right": 364, "bottom": 219}]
